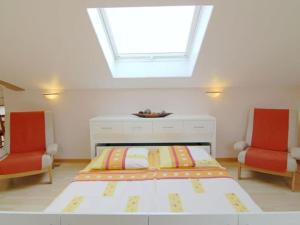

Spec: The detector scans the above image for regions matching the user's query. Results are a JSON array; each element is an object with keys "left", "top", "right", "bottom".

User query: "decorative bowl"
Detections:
[{"left": 132, "top": 112, "right": 172, "bottom": 118}]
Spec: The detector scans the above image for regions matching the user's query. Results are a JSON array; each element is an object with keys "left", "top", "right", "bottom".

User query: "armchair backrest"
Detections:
[
  {"left": 4, "top": 111, "right": 54, "bottom": 154},
  {"left": 10, "top": 111, "right": 46, "bottom": 153},
  {"left": 246, "top": 108, "right": 298, "bottom": 152}
]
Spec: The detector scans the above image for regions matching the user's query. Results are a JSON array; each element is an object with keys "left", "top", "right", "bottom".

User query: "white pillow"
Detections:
[
  {"left": 188, "top": 146, "right": 222, "bottom": 168},
  {"left": 125, "top": 147, "right": 149, "bottom": 169}
]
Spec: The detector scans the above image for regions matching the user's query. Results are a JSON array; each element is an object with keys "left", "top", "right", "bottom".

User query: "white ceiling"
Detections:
[{"left": 0, "top": 0, "right": 300, "bottom": 90}]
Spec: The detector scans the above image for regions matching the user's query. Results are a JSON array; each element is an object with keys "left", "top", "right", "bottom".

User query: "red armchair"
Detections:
[
  {"left": 0, "top": 115, "right": 4, "bottom": 148},
  {"left": 0, "top": 111, "right": 58, "bottom": 183},
  {"left": 234, "top": 108, "right": 300, "bottom": 191}
]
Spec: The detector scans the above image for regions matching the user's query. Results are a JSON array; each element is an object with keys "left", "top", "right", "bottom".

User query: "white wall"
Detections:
[{"left": 3, "top": 87, "right": 300, "bottom": 159}]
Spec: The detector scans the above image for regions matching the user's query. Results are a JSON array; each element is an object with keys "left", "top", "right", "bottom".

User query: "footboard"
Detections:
[{"left": 0, "top": 212, "right": 300, "bottom": 225}]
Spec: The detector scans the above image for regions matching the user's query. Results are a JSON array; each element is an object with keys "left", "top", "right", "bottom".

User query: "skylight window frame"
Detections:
[{"left": 97, "top": 6, "right": 202, "bottom": 61}]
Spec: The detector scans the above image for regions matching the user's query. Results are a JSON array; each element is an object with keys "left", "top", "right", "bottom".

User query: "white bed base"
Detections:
[{"left": 1, "top": 212, "right": 300, "bottom": 225}]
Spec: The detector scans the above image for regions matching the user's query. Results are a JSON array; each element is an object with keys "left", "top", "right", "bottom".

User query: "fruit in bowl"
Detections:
[{"left": 133, "top": 109, "right": 172, "bottom": 118}]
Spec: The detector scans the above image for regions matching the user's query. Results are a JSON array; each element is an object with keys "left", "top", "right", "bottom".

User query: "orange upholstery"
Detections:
[
  {"left": 0, "top": 115, "right": 4, "bottom": 148},
  {"left": 10, "top": 111, "right": 46, "bottom": 153},
  {"left": 245, "top": 108, "right": 290, "bottom": 172},
  {"left": 0, "top": 111, "right": 46, "bottom": 175},
  {"left": 251, "top": 108, "right": 289, "bottom": 151},
  {"left": 245, "top": 147, "right": 288, "bottom": 172},
  {"left": 0, "top": 151, "right": 44, "bottom": 175}
]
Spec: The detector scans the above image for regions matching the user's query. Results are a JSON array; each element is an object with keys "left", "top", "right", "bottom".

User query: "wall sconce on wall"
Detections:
[
  {"left": 43, "top": 92, "right": 59, "bottom": 100},
  {"left": 205, "top": 90, "right": 223, "bottom": 98}
]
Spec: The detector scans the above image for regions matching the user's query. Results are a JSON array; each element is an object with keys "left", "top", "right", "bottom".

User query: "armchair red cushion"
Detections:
[
  {"left": 245, "top": 147, "right": 288, "bottom": 172},
  {"left": 0, "top": 151, "right": 44, "bottom": 175}
]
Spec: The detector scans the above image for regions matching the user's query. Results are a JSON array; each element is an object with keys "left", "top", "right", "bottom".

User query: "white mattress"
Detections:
[{"left": 45, "top": 147, "right": 261, "bottom": 214}]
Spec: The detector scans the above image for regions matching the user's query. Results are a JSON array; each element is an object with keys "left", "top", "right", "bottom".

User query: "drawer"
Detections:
[
  {"left": 183, "top": 120, "right": 214, "bottom": 133},
  {"left": 124, "top": 121, "right": 153, "bottom": 135},
  {"left": 90, "top": 121, "right": 124, "bottom": 136},
  {"left": 153, "top": 121, "right": 183, "bottom": 134}
]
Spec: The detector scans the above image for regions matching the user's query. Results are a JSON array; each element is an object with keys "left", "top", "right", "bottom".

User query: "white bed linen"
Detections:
[
  {"left": 45, "top": 147, "right": 261, "bottom": 214},
  {"left": 45, "top": 178, "right": 261, "bottom": 214}
]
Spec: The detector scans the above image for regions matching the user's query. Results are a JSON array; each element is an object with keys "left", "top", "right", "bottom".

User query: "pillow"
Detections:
[
  {"left": 159, "top": 146, "right": 222, "bottom": 169},
  {"left": 159, "top": 146, "right": 195, "bottom": 168},
  {"left": 90, "top": 147, "right": 149, "bottom": 170},
  {"left": 188, "top": 146, "right": 222, "bottom": 168}
]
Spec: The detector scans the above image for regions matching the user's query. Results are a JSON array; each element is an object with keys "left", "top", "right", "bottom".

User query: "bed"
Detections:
[{"left": 45, "top": 146, "right": 261, "bottom": 214}]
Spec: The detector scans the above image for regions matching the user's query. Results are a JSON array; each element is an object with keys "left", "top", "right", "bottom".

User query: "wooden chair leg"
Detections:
[
  {"left": 48, "top": 167, "right": 53, "bottom": 184},
  {"left": 291, "top": 172, "right": 296, "bottom": 192},
  {"left": 237, "top": 163, "right": 242, "bottom": 180},
  {"left": 51, "top": 155, "right": 56, "bottom": 169}
]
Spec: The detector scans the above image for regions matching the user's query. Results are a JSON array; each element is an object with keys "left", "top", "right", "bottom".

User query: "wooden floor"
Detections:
[{"left": 0, "top": 162, "right": 300, "bottom": 212}]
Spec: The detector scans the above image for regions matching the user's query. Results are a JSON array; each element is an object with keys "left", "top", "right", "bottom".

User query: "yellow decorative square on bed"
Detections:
[
  {"left": 225, "top": 193, "right": 249, "bottom": 212},
  {"left": 169, "top": 193, "right": 184, "bottom": 212},
  {"left": 103, "top": 182, "right": 118, "bottom": 197},
  {"left": 191, "top": 179, "right": 205, "bottom": 193},
  {"left": 125, "top": 196, "right": 140, "bottom": 212},
  {"left": 63, "top": 196, "right": 84, "bottom": 213}
]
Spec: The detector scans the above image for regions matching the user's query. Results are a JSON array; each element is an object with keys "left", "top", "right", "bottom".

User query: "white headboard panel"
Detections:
[{"left": 90, "top": 115, "right": 216, "bottom": 158}]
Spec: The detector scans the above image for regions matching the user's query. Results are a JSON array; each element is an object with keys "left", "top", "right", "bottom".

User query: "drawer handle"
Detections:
[
  {"left": 162, "top": 126, "right": 174, "bottom": 129},
  {"left": 194, "top": 126, "right": 205, "bottom": 129},
  {"left": 101, "top": 127, "right": 113, "bottom": 130}
]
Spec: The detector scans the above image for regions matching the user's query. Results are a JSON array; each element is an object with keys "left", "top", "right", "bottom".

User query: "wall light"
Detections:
[
  {"left": 205, "top": 90, "right": 223, "bottom": 98},
  {"left": 43, "top": 92, "right": 59, "bottom": 100}
]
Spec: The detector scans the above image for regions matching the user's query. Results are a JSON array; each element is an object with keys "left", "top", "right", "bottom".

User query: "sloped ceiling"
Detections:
[{"left": 0, "top": 0, "right": 300, "bottom": 90}]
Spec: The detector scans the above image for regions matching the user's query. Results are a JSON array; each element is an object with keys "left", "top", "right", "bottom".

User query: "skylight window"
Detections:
[
  {"left": 102, "top": 6, "right": 196, "bottom": 57},
  {"left": 87, "top": 5, "right": 213, "bottom": 78}
]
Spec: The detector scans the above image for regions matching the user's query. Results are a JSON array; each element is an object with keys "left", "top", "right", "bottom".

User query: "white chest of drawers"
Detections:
[{"left": 89, "top": 115, "right": 216, "bottom": 158}]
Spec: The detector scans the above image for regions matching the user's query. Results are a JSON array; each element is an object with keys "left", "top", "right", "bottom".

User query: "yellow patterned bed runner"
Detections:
[
  {"left": 169, "top": 193, "right": 184, "bottom": 212},
  {"left": 225, "top": 193, "right": 249, "bottom": 212},
  {"left": 63, "top": 196, "right": 84, "bottom": 213},
  {"left": 75, "top": 168, "right": 230, "bottom": 182}
]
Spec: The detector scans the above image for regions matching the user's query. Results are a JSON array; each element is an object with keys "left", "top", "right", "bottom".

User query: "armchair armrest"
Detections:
[
  {"left": 234, "top": 141, "right": 248, "bottom": 152},
  {"left": 290, "top": 147, "right": 300, "bottom": 160},
  {"left": 46, "top": 143, "right": 58, "bottom": 155}
]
